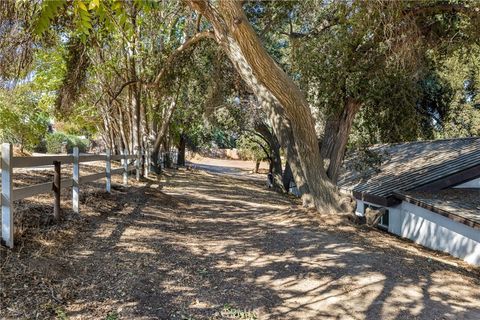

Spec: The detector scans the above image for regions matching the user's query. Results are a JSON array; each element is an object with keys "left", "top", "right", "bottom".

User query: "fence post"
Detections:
[
  {"left": 106, "top": 149, "right": 111, "bottom": 193},
  {"left": 136, "top": 149, "right": 140, "bottom": 181},
  {"left": 1, "top": 143, "right": 14, "bottom": 248},
  {"left": 122, "top": 148, "right": 128, "bottom": 187},
  {"left": 53, "top": 161, "right": 61, "bottom": 220},
  {"left": 72, "top": 147, "right": 79, "bottom": 213}
]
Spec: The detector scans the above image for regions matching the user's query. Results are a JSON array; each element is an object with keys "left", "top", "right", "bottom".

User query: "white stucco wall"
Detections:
[
  {"left": 397, "top": 202, "right": 480, "bottom": 265},
  {"left": 355, "top": 199, "right": 364, "bottom": 216},
  {"left": 355, "top": 199, "right": 480, "bottom": 265},
  {"left": 386, "top": 205, "right": 402, "bottom": 234},
  {"left": 453, "top": 177, "right": 480, "bottom": 188}
]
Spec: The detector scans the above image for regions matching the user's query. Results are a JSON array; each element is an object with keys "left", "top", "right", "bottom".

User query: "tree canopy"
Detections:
[{"left": 1, "top": 0, "right": 479, "bottom": 212}]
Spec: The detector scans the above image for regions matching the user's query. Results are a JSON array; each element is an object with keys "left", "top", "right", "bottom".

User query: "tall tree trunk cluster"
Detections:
[
  {"left": 321, "top": 98, "right": 362, "bottom": 182},
  {"left": 188, "top": 0, "right": 346, "bottom": 212},
  {"left": 95, "top": 26, "right": 215, "bottom": 170},
  {"left": 94, "top": 0, "right": 360, "bottom": 213}
]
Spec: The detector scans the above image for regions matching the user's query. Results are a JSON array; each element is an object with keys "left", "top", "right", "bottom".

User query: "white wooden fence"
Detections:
[{"left": 0, "top": 143, "right": 148, "bottom": 249}]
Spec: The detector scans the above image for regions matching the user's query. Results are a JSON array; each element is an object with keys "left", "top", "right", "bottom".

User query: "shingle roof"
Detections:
[
  {"left": 339, "top": 137, "right": 480, "bottom": 199},
  {"left": 398, "top": 189, "right": 480, "bottom": 229}
]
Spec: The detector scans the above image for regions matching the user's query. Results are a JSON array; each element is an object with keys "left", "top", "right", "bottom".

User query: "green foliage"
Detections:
[
  {"left": 349, "top": 71, "right": 422, "bottom": 146},
  {"left": 222, "top": 304, "right": 258, "bottom": 320},
  {"left": 436, "top": 45, "right": 480, "bottom": 138},
  {"left": 104, "top": 311, "right": 118, "bottom": 320},
  {"left": 287, "top": 0, "right": 480, "bottom": 147},
  {"left": 34, "top": 1, "right": 66, "bottom": 37},
  {"left": 45, "top": 132, "right": 88, "bottom": 154},
  {"left": 54, "top": 307, "right": 69, "bottom": 320},
  {"left": 0, "top": 89, "right": 49, "bottom": 151},
  {"left": 236, "top": 134, "right": 267, "bottom": 161},
  {"left": 345, "top": 147, "right": 387, "bottom": 178},
  {"left": 10, "top": 0, "right": 480, "bottom": 160}
]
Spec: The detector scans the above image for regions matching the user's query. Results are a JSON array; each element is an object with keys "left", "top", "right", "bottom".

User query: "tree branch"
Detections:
[
  {"left": 281, "top": 17, "right": 338, "bottom": 39},
  {"left": 195, "top": 13, "right": 203, "bottom": 32},
  {"left": 108, "top": 79, "right": 140, "bottom": 105},
  {"left": 148, "top": 30, "right": 215, "bottom": 87}
]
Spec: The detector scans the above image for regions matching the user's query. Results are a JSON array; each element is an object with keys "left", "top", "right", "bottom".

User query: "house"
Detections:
[{"left": 338, "top": 137, "right": 480, "bottom": 266}]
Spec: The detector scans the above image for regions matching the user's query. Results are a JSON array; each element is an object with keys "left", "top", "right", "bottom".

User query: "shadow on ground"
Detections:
[{"left": 1, "top": 170, "right": 479, "bottom": 319}]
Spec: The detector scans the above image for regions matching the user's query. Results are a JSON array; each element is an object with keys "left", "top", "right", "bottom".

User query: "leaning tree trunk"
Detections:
[
  {"left": 265, "top": 99, "right": 311, "bottom": 198},
  {"left": 188, "top": 0, "right": 339, "bottom": 211},
  {"left": 321, "top": 97, "right": 362, "bottom": 183}
]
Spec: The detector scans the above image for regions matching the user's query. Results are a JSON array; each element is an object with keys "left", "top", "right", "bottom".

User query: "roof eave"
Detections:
[
  {"left": 393, "top": 192, "right": 480, "bottom": 230},
  {"left": 411, "top": 164, "right": 480, "bottom": 192},
  {"left": 352, "top": 190, "right": 401, "bottom": 207}
]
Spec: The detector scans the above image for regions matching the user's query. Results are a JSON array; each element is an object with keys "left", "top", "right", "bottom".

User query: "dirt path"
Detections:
[
  {"left": 187, "top": 157, "right": 269, "bottom": 178},
  {"left": 1, "top": 169, "right": 479, "bottom": 319}
]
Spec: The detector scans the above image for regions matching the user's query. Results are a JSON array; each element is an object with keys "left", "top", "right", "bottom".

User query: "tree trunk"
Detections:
[
  {"left": 129, "top": 60, "right": 141, "bottom": 152},
  {"left": 177, "top": 133, "right": 186, "bottom": 167},
  {"left": 152, "top": 99, "right": 177, "bottom": 169},
  {"left": 321, "top": 98, "right": 362, "bottom": 183},
  {"left": 269, "top": 138, "right": 283, "bottom": 191},
  {"left": 128, "top": 8, "right": 142, "bottom": 152},
  {"left": 100, "top": 106, "right": 115, "bottom": 152},
  {"left": 187, "top": 1, "right": 340, "bottom": 211},
  {"left": 116, "top": 103, "right": 130, "bottom": 154},
  {"left": 282, "top": 161, "right": 294, "bottom": 192},
  {"left": 254, "top": 121, "right": 284, "bottom": 192}
]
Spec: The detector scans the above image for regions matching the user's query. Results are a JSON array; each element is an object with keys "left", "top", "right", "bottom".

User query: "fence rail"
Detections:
[{"left": 0, "top": 143, "right": 146, "bottom": 249}]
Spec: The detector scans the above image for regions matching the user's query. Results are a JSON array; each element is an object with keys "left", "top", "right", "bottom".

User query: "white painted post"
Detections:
[
  {"left": 106, "top": 149, "right": 111, "bottom": 193},
  {"left": 122, "top": 148, "right": 128, "bottom": 187},
  {"left": 1, "top": 143, "right": 14, "bottom": 248},
  {"left": 72, "top": 147, "right": 80, "bottom": 213},
  {"left": 135, "top": 149, "right": 140, "bottom": 181}
]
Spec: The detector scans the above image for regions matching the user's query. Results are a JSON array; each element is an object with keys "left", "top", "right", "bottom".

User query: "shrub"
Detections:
[
  {"left": 45, "top": 132, "right": 66, "bottom": 153},
  {"left": 45, "top": 132, "right": 89, "bottom": 154},
  {"left": 66, "top": 135, "right": 88, "bottom": 153}
]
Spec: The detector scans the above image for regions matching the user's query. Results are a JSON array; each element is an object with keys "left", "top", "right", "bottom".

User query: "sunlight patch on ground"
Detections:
[
  {"left": 91, "top": 223, "right": 116, "bottom": 239},
  {"left": 71, "top": 249, "right": 95, "bottom": 257},
  {"left": 166, "top": 190, "right": 288, "bottom": 210},
  {"left": 66, "top": 300, "right": 138, "bottom": 318},
  {"left": 268, "top": 273, "right": 386, "bottom": 319},
  {"left": 115, "top": 243, "right": 157, "bottom": 254},
  {"left": 382, "top": 282, "right": 424, "bottom": 318},
  {"left": 428, "top": 271, "right": 480, "bottom": 314}
]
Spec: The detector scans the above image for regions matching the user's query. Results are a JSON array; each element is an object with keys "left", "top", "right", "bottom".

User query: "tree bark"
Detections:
[
  {"left": 282, "top": 161, "right": 294, "bottom": 192},
  {"left": 177, "top": 133, "right": 186, "bottom": 167},
  {"left": 152, "top": 99, "right": 177, "bottom": 169},
  {"left": 187, "top": 0, "right": 339, "bottom": 211},
  {"left": 116, "top": 103, "right": 130, "bottom": 154},
  {"left": 321, "top": 98, "right": 362, "bottom": 183},
  {"left": 129, "top": 7, "right": 142, "bottom": 152},
  {"left": 254, "top": 121, "right": 284, "bottom": 192}
]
